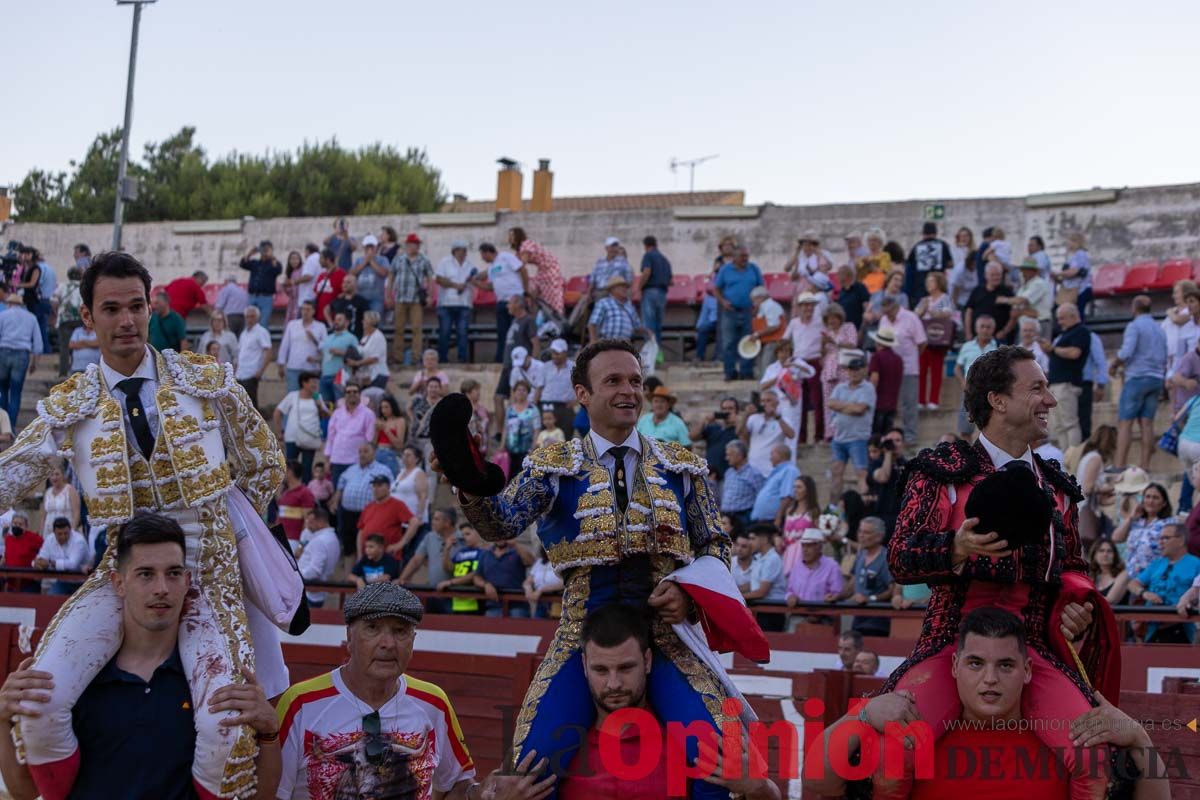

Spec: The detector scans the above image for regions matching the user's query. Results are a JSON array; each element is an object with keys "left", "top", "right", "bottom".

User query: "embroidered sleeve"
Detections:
[
  {"left": 0, "top": 418, "right": 64, "bottom": 511},
  {"left": 1059, "top": 495, "right": 1088, "bottom": 575},
  {"left": 685, "top": 474, "right": 729, "bottom": 565},
  {"left": 216, "top": 375, "right": 285, "bottom": 515},
  {"left": 458, "top": 466, "right": 558, "bottom": 542}
]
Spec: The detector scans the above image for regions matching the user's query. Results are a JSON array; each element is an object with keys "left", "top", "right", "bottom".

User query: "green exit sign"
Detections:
[{"left": 924, "top": 203, "right": 945, "bottom": 221}]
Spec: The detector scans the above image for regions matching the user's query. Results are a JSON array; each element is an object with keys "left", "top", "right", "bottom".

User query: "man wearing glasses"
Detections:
[
  {"left": 274, "top": 583, "right": 555, "bottom": 800},
  {"left": 1126, "top": 521, "right": 1200, "bottom": 643}
]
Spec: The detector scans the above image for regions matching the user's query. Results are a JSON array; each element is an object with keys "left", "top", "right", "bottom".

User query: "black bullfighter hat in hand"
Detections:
[
  {"left": 964, "top": 463, "right": 1054, "bottom": 549},
  {"left": 429, "top": 393, "right": 507, "bottom": 497}
]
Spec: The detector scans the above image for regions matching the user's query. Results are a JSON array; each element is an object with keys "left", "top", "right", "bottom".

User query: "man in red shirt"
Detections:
[
  {"left": 868, "top": 328, "right": 904, "bottom": 434},
  {"left": 356, "top": 474, "right": 416, "bottom": 559},
  {"left": 560, "top": 604, "right": 780, "bottom": 800},
  {"left": 313, "top": 248, "right": 344, "bottom": 324},
  {"left": 276, "top": 460, "right": 315, "bottom": 549},
  {"left": 804, "top": 607, "right": 1172, "bottom": 800},
  {"left": 2, "top": 513, "right": 44, "bottom": 593},
  {"left": 164, "top": 270, "right": 211, "bottom": 319}
]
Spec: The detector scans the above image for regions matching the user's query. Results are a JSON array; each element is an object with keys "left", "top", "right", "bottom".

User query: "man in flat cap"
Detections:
[{"left": 275, "top": 583, "right": 555, "bottom": 800}]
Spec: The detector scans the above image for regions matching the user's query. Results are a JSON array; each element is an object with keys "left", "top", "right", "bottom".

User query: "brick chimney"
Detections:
[
  {"left": 0, "top": 187, "right": 10, "bottom": 223},
  {"left": 531, "top": 159, "right": 553, "bottom": 212},
  {"left": 496, "top": 158, "right": 522, "bottom": 212}
]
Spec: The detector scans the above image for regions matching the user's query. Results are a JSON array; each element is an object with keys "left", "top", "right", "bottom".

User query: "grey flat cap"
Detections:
[{"left": 343, "top": 582, "right": 424, "bottom": 626}]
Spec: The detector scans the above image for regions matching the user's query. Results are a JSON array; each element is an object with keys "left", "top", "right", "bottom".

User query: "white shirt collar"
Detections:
[
  {"left": 977, "top": 432, "right": 1033, "bottom": 470},
  {"left": 100, "top": 345, "right": 158, "bottom": 391},
  {"left": 588, "top": 428, "right": 641, "bottom": 460}
]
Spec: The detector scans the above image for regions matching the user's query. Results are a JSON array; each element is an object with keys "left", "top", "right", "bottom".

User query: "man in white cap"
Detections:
[
  {"left": 783, "top": 292, "right": 825, "bottom": 444},
  {"left": 509, "top": 345, "right": 546, "bottom": 405},
  {"left": 540, "top": 338, "right": 576, "bottom": 435},
  {"left": 589, "top": 236, "right": 631, "bottom": 300},
  {"left": 350, "top": 234, "right": 391, "bottom": 314},
  {"left": 434, "top": 241, "right": 478, "bottom": 363},
  {"left": 785, "top": 528, "right": 843, "bottom": 623}
]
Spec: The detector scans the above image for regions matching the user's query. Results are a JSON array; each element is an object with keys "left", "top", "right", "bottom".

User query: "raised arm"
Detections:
[{"left": 457, "top": 465, "right": 559, "bottom": 542}]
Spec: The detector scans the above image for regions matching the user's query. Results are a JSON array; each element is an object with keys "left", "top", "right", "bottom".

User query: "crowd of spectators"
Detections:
[{"left": 2, "top": 220, "right": 1199, "bottom": 644}]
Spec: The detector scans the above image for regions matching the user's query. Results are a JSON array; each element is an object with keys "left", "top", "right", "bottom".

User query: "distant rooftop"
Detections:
[{"left": 442, "top": 189, "right": 745, "bottom": 213}]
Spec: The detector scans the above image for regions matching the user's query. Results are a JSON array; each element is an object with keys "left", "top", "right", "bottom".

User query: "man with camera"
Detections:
[
  {"left": 690, "top": 397, "right": 742, "bottom": 481},
  {"left": 869, "top": 427, "right": 908, "bottom": 541},
  {"left": 239, "top": 240, "right": 283, "bottom": 324}
]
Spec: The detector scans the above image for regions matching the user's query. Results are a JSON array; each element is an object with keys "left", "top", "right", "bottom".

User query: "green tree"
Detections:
[{"left": 12, "top": 128, "right": 446, "bottom": 222}]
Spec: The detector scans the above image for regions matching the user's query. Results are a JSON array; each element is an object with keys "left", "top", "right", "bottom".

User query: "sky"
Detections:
[{"left": 5, "top": 0, "right": 1199, "bottom": 208}]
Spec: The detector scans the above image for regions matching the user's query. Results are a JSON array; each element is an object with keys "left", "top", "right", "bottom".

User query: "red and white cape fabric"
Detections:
[{"left": 662, "top": 555, "right": 772, "bottom": 725}]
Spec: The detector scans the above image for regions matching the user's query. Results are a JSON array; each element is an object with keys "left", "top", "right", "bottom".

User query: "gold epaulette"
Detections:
[
  {"left": 524, "top": 439, "right": 585, "bottom": 476},
  {"left": 37, "top": 370, "right": 99, "bottom": 427},
  {"left": 161, "top": 349, "right": 232, "bottom": 398},
  {"left": 646, "top": 438, "right": 709, "bottom": 476}
]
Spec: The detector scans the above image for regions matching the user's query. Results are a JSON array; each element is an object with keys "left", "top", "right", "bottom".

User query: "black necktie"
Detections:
[
  {"left": 117, "top": 378, "right": 156, "bottom": 460},
  {"left": 1003, "top": 459, "right": 1031, "bottom": 472},
  {"left": 609, "top": 446, "right": 630, "bottom": 515}
]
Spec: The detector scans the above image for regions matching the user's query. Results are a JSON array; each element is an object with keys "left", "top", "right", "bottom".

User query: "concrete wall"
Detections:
[{"left": 4, "top": 182, "right": 1199, "bottom": 285}]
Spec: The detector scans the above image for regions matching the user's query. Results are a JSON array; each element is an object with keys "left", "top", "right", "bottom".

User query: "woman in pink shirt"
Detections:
[{"left": 511, "top": 227, "right": 564, "bottom": 315}]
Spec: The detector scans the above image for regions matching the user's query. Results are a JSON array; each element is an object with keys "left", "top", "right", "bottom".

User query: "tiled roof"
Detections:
[{"left": 442, "top": 190, "right": 745, "bottom": 213}]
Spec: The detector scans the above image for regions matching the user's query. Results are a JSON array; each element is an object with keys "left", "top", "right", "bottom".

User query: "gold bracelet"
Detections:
[{"left": 256, "top": 730, "right": 279, "bottom": 744}]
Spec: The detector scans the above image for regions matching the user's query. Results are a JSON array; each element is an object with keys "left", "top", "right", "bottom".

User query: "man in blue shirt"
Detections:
[
  {"left": 0, "top": 293, "right": 43, "bottom": 427},
  {"left": 638, "top": 236, "right": 673, "bottom": 347},
  {"left": 589, "top": 237, "right": 632, "bottom": 299},
  {"left": 750, "top": 444, "right": 801, "bottom": 522},
  {"left": 714, "top": 246, "right": 764, "bottom": 380},
  {"left": 1128, "top": 521, "right": 1200, "bottom": 643},
  {"left": 721, "top": 440, "right": 764, "bottom": 526},
  {"left": 1113, "top": 294, "right": 1168, "bottom": 470},
  {"left": 474, "top": 538, "right": 533, "bottom": 618},
  {"left": 1042, "top": 302, "right": 1090, "bottom": 449},
  {"left": 1080, "top": 330, "right": 1109, "bottom": 441}
]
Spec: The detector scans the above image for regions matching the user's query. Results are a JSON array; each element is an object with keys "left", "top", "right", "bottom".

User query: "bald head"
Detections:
[{"left": 1056, "top": 303, "right": 1080, "bottom": 328}]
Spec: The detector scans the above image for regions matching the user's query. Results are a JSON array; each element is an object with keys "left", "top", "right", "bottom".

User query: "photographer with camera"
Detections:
[
  {"left": 868, "top": 427, "right": 908, "bottom": 542},
  {"left": 690, "top": 397, "right": 742, "bottom": 481}
]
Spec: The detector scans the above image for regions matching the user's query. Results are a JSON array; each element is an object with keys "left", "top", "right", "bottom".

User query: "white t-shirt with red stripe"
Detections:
[{"left": 275, "top": 667, "right": 475, "bottom": 800}]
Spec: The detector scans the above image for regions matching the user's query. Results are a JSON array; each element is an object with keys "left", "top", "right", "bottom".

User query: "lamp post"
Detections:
[{"left": 112, "top": 0, "right": 156, "bottom": 251}]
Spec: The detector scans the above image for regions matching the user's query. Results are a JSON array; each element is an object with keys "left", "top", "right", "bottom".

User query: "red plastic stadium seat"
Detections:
[
  {"left": 667, "top": 274, "right": 697, "bottom": 305},
  {"left": 564, "top": 275, "right": 589, "bottom": 308},
  {"left": 1118, "top": 261, "right": 1160, "bottom": 294},
  {"left": 1151, "top": 259, "right": 1194, "bottom": 290},
  {"left": 1090, "top": 264, "right": 1126, "bottom": 297},
  {"left": 474, "top": 288, "right": 496, "bottom": 307},
  {"left": 764, "top": 272, "right": 794, "bottom": 304}
]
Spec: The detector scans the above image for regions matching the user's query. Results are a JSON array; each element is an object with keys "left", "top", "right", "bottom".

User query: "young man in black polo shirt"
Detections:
[
  {"left": 0, "top": 513, "right": 281, "bottom": 800},
  {"left": 1041, "top": 302, "right": 1091, "bottom": 449}
]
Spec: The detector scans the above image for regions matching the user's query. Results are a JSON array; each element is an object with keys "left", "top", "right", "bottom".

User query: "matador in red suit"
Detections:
[{"left": 876, "top": 346, "right": 1122, "bottom": 800}]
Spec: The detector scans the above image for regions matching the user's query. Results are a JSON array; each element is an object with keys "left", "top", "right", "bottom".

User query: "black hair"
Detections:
[
  {"left": 116, "top": 512, "right": 186, "bottom": 568},
  {"left": 434, "top": 507, "right": 458, "bottom": 526},
  {"left": 80, "top": 251, "right": 153, "bottom": 310},
  {"left": 839, "top": 630, "right": 863, "bottom": 648},
  {"left": 285, "top": 460, "right": 304, "bottom": 480},
  {"left": 643, "top": 375, "right": 663, "bottom": 393},
  {"left": 922, "top": 222, "right": 937, "bottom": 236},
  {"left": 746, "top": 522, "right": 778, "bottom": 540},
  {"left": 964, "top": 345, "right": 1037, "bottom": 429},
  {"left": 52, "top": 516, "right": 70, "bottom": 529},
  {"left": 364, "top": 533, "right": 386, "bottom": 547},
  {"left": 982, "top": 227, "right": 995, "bottom": 238},
  {"left": 381, "top": 226, "right": 398, "bottom": 244},
  {"left": 320, "top": 247, "right": 337, "bottom": 262},
  {"left": 298, "top": 370, "right": 319, "bottom": 386},
  {"left": 883, "top": 241, "right": 906, "bottom": 265},
  {"left": 581, "top": 603, "right": 651, "bottom": 653},
  {"left": 842, "top": 490, "right": 865, "bottom": 540},
  {"left": 1030, "top": 235, "right": 1046, "bottom": 251},
  {"left": 75, "top": 244, "right": 91, "bottom": 257},
  {"left": 378, "top": 396, "right": 402, "bottom": 419},
  {"left": 304, "top": 242, "right": 320, "bottom": 255},
  {"left": 479, "top": 242, "right": 497, "bottom": 254},
  {"left": 308, "top": 506, "right": 330, "bottom": 525},
  {"left": 721, "top": 512, "right": 745, "bottom": 539},
  {"left": 957, "top": 606, "right": 1027, "bottom": 656},
  {"left": 509, "top": 227, "right": 528, "bottom": 250},
  {"left": 570, "top": 339, "right": 641, "bottom": 391},
  {"left": 1143, "top": 482, "right": 1173, "bottom": 519},
  {"left": 721, "top": 396, "right": 740, "bottom": 412},
  {"left": 643, "top": 235, "right": 658, "bottom": 248}
]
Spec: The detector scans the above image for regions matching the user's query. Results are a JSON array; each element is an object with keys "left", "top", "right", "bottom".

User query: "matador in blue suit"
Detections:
[{"left": 452, "top": 340, "right": 746, "bottom": 799}]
